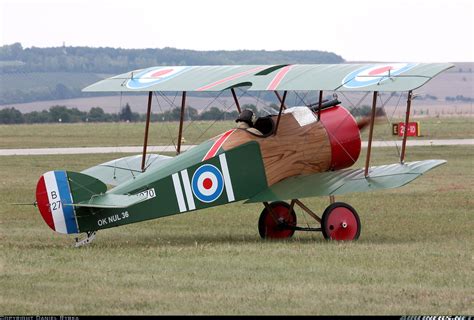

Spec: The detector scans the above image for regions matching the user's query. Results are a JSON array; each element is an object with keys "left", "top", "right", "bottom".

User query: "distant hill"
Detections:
[
  {"left": 0, "top": 43, "right": 345, "bottom": 105},
  {"left": 0, "top": 43, "right": 344, "bottom": 73}
]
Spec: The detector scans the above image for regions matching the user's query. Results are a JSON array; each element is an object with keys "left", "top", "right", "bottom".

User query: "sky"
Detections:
[{"left": 1, "top": 0, "right": 473, "bottom": 62}]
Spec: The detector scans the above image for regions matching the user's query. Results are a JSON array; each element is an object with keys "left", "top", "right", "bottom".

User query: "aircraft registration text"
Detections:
[{"left": 97, "top": 211, "right": 130, "bottom": 227}]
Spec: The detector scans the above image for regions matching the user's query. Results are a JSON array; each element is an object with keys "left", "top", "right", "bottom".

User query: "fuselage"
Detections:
[
  {"left": 222, "top": 105, "right": 362, "bottom": 185},
  {"left": 37, "top": 105, "right": 363, "bottom": 234}
]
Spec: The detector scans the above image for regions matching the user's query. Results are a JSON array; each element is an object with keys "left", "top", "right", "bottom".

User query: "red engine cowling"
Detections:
[{"left": 319, "top": 106, "right": 361, "bottom": 170}]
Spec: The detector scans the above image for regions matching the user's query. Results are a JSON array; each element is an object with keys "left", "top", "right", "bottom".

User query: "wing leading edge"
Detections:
[{"left": 246, "top": 160, "right": 446, "bottom": 203}]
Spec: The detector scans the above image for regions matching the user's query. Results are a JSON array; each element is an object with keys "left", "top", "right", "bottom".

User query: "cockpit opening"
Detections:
[{"left": 235, "top": 109, "right": 274, "bottom": 137}]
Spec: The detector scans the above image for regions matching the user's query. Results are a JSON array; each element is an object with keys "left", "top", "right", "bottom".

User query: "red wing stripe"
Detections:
[
  {"left": 202, "top": 129, "right": 235, "bottom": 161},
  {"left": 197, "top": 66, "right": 265, "bottom": 91},
  {"left": 266, "top": 65, "right": 292, "bottom": 90}
]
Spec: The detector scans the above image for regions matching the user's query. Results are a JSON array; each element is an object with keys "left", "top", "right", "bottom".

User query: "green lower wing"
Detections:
[{"left": 246, "top": 160, "right": 446, "bottom": 203}]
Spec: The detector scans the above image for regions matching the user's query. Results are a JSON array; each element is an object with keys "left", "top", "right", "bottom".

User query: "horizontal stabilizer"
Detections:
[
  {"left": 71, "top": 193, "right": 150, "bottom": 209},
  {"left": 82, "top": 154, "right": 172, "bottom": 186},
  {"left": 246, "top": 160, "right": 446, "bottom": 203}
]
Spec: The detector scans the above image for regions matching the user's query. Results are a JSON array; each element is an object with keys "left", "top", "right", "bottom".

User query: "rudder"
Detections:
[{"left": 36, "top": 171, "right": 107, "bottom": 234}]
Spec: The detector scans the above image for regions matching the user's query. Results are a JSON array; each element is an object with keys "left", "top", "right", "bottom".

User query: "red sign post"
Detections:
[{"left": 397, "top": 122, "right": 420, "bottom": 137}]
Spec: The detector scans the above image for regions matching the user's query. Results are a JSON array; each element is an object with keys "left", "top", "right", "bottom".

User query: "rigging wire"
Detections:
[
  {"left": 142, "top": 91, "right": 178, "bottom": 170},
  {"left": 238, "top": 89, "right": 277, "bottom": 115},
  {"left": 187, "top": 90, "right": 242, "bottom": 146},
  {"left": 386, "top": 92, "right": 405, "bottom": 158},
  {"left": 255, "top": 91, "right": 261, "bottom": 112},
  {"left": 376, "top": 92, "right": 402, "bottom": 159},
  {"left": 154, "top": 91, "right": 178, "bottom": 153},
  {"left": 166, "top": 90, "right": 229, "bottom": 145},
  {"left": 339, "top": 91, "right": 371, "bottom": 111},
  {"left": 139, "top": 93, "right": 175, "bottom": 170},
  {"left": 294, "top": 90, "right": 311, "bottom": 107},
  {"left": 115, "top": 92, "right": 137, "bottom": 180},
  {"left": 112, "top": 92, "right": 123, "bottom": 179}
]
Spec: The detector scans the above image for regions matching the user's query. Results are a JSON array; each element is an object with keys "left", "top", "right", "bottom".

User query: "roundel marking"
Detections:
[
  {"left": 126, "top": 66, "right": 191, "bottom": 89},
  {"left": 191, "top": 164, "right": 224, "bottom": 203},
  {"left": 342, "top": 63, "right": 418, "bottom": 89}
]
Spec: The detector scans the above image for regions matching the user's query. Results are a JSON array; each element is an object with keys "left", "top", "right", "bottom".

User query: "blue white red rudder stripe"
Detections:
[{"left": 36, "top": 171, "right": 79, "bottom": 234}]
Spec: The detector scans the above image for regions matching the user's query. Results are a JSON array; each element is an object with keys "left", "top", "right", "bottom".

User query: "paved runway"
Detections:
[{"left": 1, "top": 139, "right": 473, "bottom": 156}]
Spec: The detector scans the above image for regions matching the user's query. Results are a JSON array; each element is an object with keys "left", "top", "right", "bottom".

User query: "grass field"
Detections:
[
  {"left": 0, "top": 116, "right": 473, "bottom": 149},
  {"left": 1, "top": 144, "right": 473, "bottom": 315}
]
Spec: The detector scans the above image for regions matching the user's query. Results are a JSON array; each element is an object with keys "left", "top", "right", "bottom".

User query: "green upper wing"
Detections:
[
  {"left": 83, "top": 63, "right": 453, "bottom": 93},
  {"left": 246, "top": 160, "right": 446, "bottom": 203}
]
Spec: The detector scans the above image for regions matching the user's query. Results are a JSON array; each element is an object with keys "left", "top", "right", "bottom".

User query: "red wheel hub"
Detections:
[
  {"left": 322, "top": 203, "right": 360, "bottom": 241},
  {"left": 259, "top": 202, "right": 296, "bottom": 239}
]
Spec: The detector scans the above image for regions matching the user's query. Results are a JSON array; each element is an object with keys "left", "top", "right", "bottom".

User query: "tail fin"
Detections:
[{"left": 35, "top": 171, "right": 106, "bottom": 234}]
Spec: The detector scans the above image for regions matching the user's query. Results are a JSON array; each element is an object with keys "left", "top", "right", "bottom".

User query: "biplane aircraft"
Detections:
[{"left": 34, "top": 63, "right": 453, "bottom": 246}]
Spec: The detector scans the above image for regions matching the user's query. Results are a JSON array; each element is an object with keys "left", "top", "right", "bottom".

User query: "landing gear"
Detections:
[
  {"left": 258, "top": 199, "right": 361, "bottom": 241},
  {"left": 258, "top": 201, "right": 297, "bottom": 239},
  {"left": 74, "top": 231, "right": 97, "bottom": 248},
  {"left": 321, "top": 202, "right": 361, "bottom": 241}
]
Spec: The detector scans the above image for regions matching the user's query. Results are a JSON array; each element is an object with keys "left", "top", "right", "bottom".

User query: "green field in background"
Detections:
[
  {"left": 0, "top": 116, "right": 472, "bottom": 149},
  {"left": 1, "top": 145, "right": 472, "bottom": 315}
]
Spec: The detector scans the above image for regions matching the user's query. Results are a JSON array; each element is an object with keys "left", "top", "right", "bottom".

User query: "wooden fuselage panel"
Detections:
[{"left": 222, "top": 114, "right": 332, "bottom": 186}]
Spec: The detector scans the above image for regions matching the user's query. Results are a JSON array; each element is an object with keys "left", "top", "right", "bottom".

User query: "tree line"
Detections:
[
  {"left": 445, "top": 95, "right": 473, "bottom": 103},
  {"left": 0, "top": 104, "right": 264, "bottom": 124},
  {"left": 0, "top": 103, "right": 380, "bottom": 125}
]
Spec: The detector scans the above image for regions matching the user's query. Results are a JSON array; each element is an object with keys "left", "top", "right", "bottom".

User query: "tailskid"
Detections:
[{"left": 74, "top": 231, "right": 97, "bottom": 248}]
